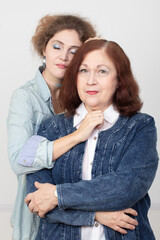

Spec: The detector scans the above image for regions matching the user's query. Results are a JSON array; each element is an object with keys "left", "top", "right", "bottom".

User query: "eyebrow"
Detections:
[
  {"left": 80, "top": 63, "right": 110, "bottom": 69},
  {"left": 52, "top": 40, "right": 80, "bottom": 48}
]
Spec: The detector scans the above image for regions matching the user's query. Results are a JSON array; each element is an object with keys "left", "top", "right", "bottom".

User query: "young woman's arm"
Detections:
[
  {"left": 7, "top": 88, "right": 49, "bottom": 175},
  {"left": 8, "top": 88, "right": 104, "bottom": 175}
]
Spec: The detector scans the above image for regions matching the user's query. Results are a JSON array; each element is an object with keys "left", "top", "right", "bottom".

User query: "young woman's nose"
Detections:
[{"left": 59, "top": 49, "right": 69, "bottom": 61}]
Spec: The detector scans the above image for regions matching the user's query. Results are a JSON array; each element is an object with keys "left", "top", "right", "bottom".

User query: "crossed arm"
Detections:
[{"left": 26, "top": 171, "right": 138, "bottom": 234}]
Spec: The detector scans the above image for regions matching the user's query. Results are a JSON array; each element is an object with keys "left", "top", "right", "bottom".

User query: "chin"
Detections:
[{"left": 85, "top": 105, "right": 101, "bottom": 112}]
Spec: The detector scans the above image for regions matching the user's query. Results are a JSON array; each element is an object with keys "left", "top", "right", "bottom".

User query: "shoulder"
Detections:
[
  {"left": 40, "top": 114, "right": 66, "bottom": 129},
  {"left": 122, "top": 113, "right": 157, "bottom": 139},
  {"left": 38, "top": 114, "right": 72, "bottom": 140},
  {"left": 116, "top": 113, "right": 156, "bottom": 139},
  {"left": 129, "top": 113, "right": 155, "bottom": 127},
  {"left": 11, "top": 79, "right": 36, "bottom": 99},
  {"left": 9, "top": 79, "right": 37, "bottom": 110}
]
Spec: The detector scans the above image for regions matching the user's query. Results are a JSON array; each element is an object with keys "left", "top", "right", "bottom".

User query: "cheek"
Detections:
[
  {"left": 109, "top": 78, "right": 118, "bottom": 92},
  {"left": 68, "top": 54, "right": 75, "bottom": 62},
  {"left": 77, "top": 87, "right": 83, "bottom": 101},
  {"left": 77, "top": 81, "right": 84, "bottom": 101}
]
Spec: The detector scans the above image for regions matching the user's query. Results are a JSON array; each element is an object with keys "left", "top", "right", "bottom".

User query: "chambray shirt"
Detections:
[
  {"left": 7, "top": 68, "right": 55, "bottom": 240},
  {"left": 74, "top": 103, "right": 119, "bottom": 240}
]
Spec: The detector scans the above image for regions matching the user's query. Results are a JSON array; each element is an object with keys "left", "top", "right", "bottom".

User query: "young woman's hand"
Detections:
[
  {"left": 95, "top": 208, "right": 138, "bottom": 234},
  {"left": 75, "top": 110, "right": 104, "bottom": 142}
]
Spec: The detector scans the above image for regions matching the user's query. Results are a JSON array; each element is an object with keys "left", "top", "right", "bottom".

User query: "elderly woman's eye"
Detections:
[
  {"left": 79, "top": 68, "right": 88, "bottom": 73},
  {"left": 99, "top": 69, "right": 108, "bottom": 74},
  {"left": 52, "top": 43, "right": 61, "bottom": 49}
]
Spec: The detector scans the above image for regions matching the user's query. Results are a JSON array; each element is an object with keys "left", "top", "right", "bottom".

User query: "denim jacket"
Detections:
[{"left": 27, "top": 112, "right": 159, "bottom": 240}]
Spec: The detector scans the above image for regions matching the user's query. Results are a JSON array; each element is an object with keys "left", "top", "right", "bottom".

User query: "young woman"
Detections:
[
  {"left": 26, "top": 39, "right": 158, "bottom": 239},
  {"left": 7, "top": 14, "right": 97, "bottom": 240}
]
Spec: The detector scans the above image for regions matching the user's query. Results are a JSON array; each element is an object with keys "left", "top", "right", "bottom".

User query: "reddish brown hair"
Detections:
[
  {"left": 59, "top": 39, "right": 143, "bottom": 117},
  {"left": 32, "top": 14, "right": 96, "bottom": 57}
]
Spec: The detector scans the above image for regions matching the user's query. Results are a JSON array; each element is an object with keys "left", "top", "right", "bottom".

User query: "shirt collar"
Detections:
[
  {"left": 74, "top": 103, "right": 119, "bottom": 128},
  {"left": 35, "top": 67, "right": 51, "bottom": 102}
]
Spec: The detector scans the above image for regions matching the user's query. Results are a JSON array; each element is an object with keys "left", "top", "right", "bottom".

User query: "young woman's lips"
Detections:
[
  {"left": 86, "top": 91, "right": 99, "bottom": 95},
  {"left": 56, "top": 64, "right": 67, "bottom": 69}
]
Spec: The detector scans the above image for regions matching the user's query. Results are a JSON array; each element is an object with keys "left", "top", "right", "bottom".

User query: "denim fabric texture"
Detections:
[
  {"left": 27, "top": 112, "right": 159, "bottom": 240},
  {"left": 7, "top": 68, "right": 55, "bottom": 240}
]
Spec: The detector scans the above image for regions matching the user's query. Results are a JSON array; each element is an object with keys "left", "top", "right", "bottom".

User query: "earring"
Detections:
[{"left": 42, "top": 56, "right": 46, "bottom": 69}]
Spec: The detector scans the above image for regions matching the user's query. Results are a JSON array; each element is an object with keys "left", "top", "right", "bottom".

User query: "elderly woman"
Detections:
[{"left": 26, "top": 39, "right": 159, "bottom": 240}]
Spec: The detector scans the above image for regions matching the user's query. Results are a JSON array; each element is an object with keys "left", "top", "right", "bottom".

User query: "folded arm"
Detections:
[
  {"left": 26, "top": 169, "right": 138, "bottom": 233},
  {"left": 57, "top": 117, "right": 158, "bottom": 211}
]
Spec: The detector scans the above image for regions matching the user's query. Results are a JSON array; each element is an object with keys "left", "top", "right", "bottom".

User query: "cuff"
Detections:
[
  {"left": 56, "top": 184, "right": 95, "bottom": 226},
  {"left": 18, "top": 135, "right": 44, "bottom": 166}
]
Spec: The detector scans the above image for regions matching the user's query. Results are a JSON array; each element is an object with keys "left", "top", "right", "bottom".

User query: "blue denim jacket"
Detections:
[{"left": 27, "top": 112, "right": 159, "bottom": 240}]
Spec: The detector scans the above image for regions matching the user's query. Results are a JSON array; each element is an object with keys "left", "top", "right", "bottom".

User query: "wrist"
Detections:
[
  {"left": 72, "top": 129, "right": 83, "bottom": 143},
  {"left": 52, "top": 185, "right": 58, "bottom": 205},
  {"left": 54, "top": 188, "right": 57, "bottom": 198}
]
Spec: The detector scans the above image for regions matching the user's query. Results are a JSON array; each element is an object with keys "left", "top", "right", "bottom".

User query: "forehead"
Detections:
[
  {"left": 82, "top": 49, "right": 115, "bottom": 68},
  {"left": 51, "top": 29, "right": 82, "bottom": 47}
]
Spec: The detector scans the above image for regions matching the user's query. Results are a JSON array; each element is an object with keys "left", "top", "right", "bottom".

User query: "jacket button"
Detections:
[{"left": 95, "top": 222, "right": 99, "bottom": 227}]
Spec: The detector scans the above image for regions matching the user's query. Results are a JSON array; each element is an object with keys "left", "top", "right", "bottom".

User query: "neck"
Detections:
[
  {"left": 42, "top": 69, "right": 61, "bottom": 87},
  {"left": 42, "top": 70, "right": 62, "bottom": 99}
]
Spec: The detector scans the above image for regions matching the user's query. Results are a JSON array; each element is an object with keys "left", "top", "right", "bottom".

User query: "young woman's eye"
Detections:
[
  {"left": 70, "top": 48, "right": 78, "bottom": 54},
  {"left": 52, "top": 43, "right": 61, "bottom": 49}
]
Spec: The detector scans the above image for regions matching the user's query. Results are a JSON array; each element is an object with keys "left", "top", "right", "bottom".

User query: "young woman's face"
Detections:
[
  {"left": 43, "top": 29, "right": 82, "bottom": 82},
  {"left": 77, "top": 49, "right": 118, "bottom": 112}
]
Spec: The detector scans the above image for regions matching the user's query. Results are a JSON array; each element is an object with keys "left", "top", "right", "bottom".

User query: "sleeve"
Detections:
[
  {"left": 56, "top": 117, "right": 159, "bottom": 211},
  {"left": 26, "top": 168, "right": 95, "bottom": 226},
  {"left": 7, "top": 88, "right": 54, "bottom": 175},
  {"left": 45, "top": 208, "right": 95, "bottom": 226}
]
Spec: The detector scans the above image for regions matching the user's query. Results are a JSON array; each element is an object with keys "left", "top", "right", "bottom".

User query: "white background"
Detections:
[{"left": 0, "top": 0, "right": 159, "bottom": 239}]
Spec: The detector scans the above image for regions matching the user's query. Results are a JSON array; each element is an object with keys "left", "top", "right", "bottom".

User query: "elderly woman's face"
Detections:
[{"left": 77, "top": 49, "right": 118, "bottom": 112}]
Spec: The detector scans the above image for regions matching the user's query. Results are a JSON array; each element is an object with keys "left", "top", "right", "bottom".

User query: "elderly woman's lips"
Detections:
[{"left": 86, "top": 91, "right": 99, "bottom": 95}]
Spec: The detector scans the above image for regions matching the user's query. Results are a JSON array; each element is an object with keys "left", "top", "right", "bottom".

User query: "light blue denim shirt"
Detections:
[{"left": 7, "top": 67, "right": 55, "bottom": 240}]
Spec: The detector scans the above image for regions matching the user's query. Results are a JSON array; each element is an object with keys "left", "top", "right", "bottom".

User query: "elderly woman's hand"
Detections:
[
  {"left": 25, "top": 182, "right": 58, "bottom": 218},
  {"left": 95, "top": 208, "right": 138, "bottom": 234}
]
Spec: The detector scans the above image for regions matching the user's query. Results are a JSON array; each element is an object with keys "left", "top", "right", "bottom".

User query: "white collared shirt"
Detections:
[{"left": 74, "top": 103, "right": 119, "bottom": 240}]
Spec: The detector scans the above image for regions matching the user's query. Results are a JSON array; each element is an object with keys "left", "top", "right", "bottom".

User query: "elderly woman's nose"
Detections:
[{"left": 87, "top": 72, "right": 97, "bottom": 85}]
